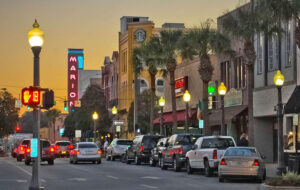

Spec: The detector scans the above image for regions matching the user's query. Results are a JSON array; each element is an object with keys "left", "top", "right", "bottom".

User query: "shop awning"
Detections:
[
  {"left": 208, "top": 105, "right": 247, "bottom": 126},
  {"left": 153, "top": 109, "right": 196, "bottom": 124},
  {"left": 285, "top": 85, "right": 300, "bottom": 114}
]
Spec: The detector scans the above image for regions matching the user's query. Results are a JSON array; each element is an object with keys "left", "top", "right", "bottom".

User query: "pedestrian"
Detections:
[
  {"left": 103, "top": 139, "right": 109, "bottom": 156},
  {"left": 238, "top": 133, "right": 248, "bottom": 146}
]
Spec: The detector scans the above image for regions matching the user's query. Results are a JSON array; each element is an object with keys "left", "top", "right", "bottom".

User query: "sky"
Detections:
[{"left": 0, "top": 0, "right": 248, "bottom": 114}]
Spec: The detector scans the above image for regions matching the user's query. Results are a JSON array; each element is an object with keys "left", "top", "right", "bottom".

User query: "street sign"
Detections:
[
  {"left": 114, "top": 120, "right": 124, "bottom": 125},
  {"left": 59, "top": 128, "right": 65, "bottom": 136},
  {"left": 116, "top": 125, "right": 121, "bottom": 132},
  {"left": 30, "top": 138, "right": 38, "bottom": 158},
  {"left": 199, "top": 120, "right": 204, "bottom": 129},
  {"left": 15, "top": 100, "right": 22, "bottom": 108},
  {"left": 293, "top": 114, "right": 299, "bottom": 126},
  {"left": 75, "top": 130, "right": 81, "bottom": 138}
]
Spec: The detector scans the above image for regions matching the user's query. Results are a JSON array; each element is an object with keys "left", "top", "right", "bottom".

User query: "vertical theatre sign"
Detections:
[{"left": 68, "top": 55, "right": 79, "bottom": 108}]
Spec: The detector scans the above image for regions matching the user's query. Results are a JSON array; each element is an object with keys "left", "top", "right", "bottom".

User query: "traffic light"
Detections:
[
  {"left": 208, "top": 81, "right": 216, "bottom": 96},
  {"left": 27, "top": 106, "right": 31, "bottom": 110},
  {"left": 64, "top": 101, "right": 68, "bottom": 111},
  {"left": 16, "top": 126, "right": 21, "bottom": 133},
  {"left": 42, "top": 90, "right": 54, "bottom": 109},
  {"left": 21, "top": 87, "right": 41, "bottom": 107}
]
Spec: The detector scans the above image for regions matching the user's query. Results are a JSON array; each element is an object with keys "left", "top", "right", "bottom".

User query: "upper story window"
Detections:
[
  {"left": 156, "top": 79, "right": 164, "bottom": 97},
  {"left": 268, "top": 34, "right": 279, "bottom": 71},
  {"left": 140, "top": 79, "right": 149, "bottom": 93},
  {"left": 122, "top": 51, "right": 127, "bottom": 73},
  {"left": 221, "top": 61, "right": 231, "bottom": 89},
  {"left": 285, "top": 20, "right": 292, "bottom": 68},
  {"left": 235, "top": 57, "right": 246, "bottom": 89},
  {"left": 257, "top": 32, "right": 263, "bottom": 74}
]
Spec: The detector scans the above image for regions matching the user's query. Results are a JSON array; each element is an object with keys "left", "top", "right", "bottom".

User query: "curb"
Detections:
[{"left": 260, "top": 183, "right": 300, "bottom": 190}]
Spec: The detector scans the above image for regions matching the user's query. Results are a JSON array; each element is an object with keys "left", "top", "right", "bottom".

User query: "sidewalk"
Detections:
[{"left": 265, "top": 163, "right": 281, "bottom": 178}]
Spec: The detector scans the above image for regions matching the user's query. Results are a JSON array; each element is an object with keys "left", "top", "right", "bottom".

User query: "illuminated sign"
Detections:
[
  {"left": 175, "top": 77, "right": 188, "bottom": 97},
  {"left": 21, "top": 87, "right": 41, "bottom": 106}
]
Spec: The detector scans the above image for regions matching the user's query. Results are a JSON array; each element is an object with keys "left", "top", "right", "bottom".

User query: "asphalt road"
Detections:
[{"left": 0, "top": 156, "right": 261, "bottom": 190}]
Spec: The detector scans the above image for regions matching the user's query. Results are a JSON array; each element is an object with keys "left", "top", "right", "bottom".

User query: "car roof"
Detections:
[
  {"left": 77, "top": 142, "right": 96, "bottom": 144},
  {"left": 116, "top": 139, "right": 132, "bottom": 141},
  {"left": 201, "top": 136, "right": 233, "bottom": 139},
  {"left": 227, "top": 147, "right": 256, "bottom": 149},
  {"left": 55, "top": 141, "right": 70, "bottom": 143}
]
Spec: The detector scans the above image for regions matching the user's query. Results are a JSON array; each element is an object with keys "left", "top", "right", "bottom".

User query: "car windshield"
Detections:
[
  {"left": 56, "top": 142, "right": 70, "bottom": 146},
  {"left": 142, "top": 136, "right": 160, "bottom": 148},
  {"left": 117, "top": 140, "right": 132, "bottom": 146},
  {"left": 78, "top": 144, "right": 97, "bottom": 148},
  {"left": 21, "top": 140, "right": 30, "bottom": 146},
  {"left": 41, "top": 141, "right": 50, "bottom": 148},
  {"left": 225, "top": 148, "right": 258, "bottom": 157},
  {"left": 201, "top": 138, "right": 235, "bottom": 149},
  {"left": 175, "top": 135, "right": 192, "bottom": 145}
]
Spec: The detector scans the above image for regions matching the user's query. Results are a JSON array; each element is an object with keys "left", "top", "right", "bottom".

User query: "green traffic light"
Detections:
[
  {"left": 27, "top": 106, "right": 31, "bottom": 110},
  {"left": 64, "top": 106, "right": 68, "bottom": 111},
  {"left": 54, "top": 101, "right": 56, "bottom": 106},
  {"left": 208, "top": 86, "right": 215, "bottom": 96}
]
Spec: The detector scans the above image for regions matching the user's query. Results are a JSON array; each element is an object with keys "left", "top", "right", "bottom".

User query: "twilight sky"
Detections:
[{"left": 0, "top": 0, "right": 247, "bottom": 114}]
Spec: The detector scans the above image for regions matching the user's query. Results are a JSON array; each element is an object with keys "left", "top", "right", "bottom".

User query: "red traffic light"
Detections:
[
  {"left": 16, "top": 126, "right": 21, "bottom": 132},
  {"left": 21, "top": 87, "right": 40, "bottom": 106}
]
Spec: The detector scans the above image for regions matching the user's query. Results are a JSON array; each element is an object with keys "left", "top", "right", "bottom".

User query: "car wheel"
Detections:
[
  {"left": 25, "top": 159, "right": 30, "bottom": 166},
  {"left": 69, "top": 159, "right": 73, "bottom": 164},
  {"left": 112, "top": 155, "right": 115, "bottom": 161},
  {"left": 161, "top": 158, "right": 167, "bottom": 170},
  {"left": 106, "top": 154, "right": 111, "bottom": 161},
  {"left": 186, "top": 159, "right": 193, "bottom": 174},
  {"left": 126, "top": 154, "right": 131, "bottom": 164},
  {"left": 92, "top": 161, "right": 96, "bottom": 164},
  {"left": 48, "top": 159, "right": 54, "bottom": 165},
  {"left": 17, "top": 155, "right": 22, "bottom": 162},
  {"left": 219, "top": 177, "right": 224, "bottom": 183},
  {"left": 97, "top": 160, "right": 101, "bottom": 164},
  {"left": 173, "top": 157, "right": 181, "bottom": 172},
  {"left": 204, "top": 160, "right": 213, "bottom": 177},
  {"left": 74, "top": 160, "right": 78, "bottom": 164},
  {"left": 135, "top": 155, "right": 141, "bottom": 165}
]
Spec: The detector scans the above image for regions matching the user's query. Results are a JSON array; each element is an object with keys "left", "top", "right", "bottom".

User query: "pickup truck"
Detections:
[{"left": 186, "top": 136, "right": 236, "bottom": 177}]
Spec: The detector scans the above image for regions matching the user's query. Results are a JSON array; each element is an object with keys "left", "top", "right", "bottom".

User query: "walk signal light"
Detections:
[{"left": 21, "top": 87, "right": 40, "bottom": 107}]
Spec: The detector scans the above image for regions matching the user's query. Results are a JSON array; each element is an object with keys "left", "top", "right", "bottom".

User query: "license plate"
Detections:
[{"left": 62, "top": 151, "right": 66, "bottom": 154}]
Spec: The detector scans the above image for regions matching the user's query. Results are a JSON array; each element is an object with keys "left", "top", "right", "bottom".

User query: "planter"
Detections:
[{"left": 261, "top": 183, "right": 300, "bottom": 190}]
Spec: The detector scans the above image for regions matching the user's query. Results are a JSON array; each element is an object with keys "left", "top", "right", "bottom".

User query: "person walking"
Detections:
[
  {"left": 238, "top": 133, "right": 249, "bottom": 146},
  {"left": 103, "top": 139, "right": 109, "bottom": 156}
]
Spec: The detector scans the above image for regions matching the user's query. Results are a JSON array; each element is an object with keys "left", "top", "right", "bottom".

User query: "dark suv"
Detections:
[
  {"left": 126, "top": 135, "right": 162, "bottom": 165},
  {"left": 24, "top": 139, "right": 56, "bottom": 165},
  {"left": 160, "top": 134, "right": 202, "bottom": 172},
  {"left": 149, "top": 137, "right": 168, "bottom": 167}
]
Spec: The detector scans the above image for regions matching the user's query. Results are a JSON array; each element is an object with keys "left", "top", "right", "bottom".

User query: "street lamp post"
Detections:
[
  {"left": 158, "top": 97, "right": 165, "bottom": 136},
  {"left": 92, "top": 112, "right": 98, "bottom": 142},
  {"left": 183, "top": 90, "right": 191, "bottom": 133},
  {"left": 112, "top": 106, "right": 118, "bottom": 137},
  {"left": 218, "top": 82, "right": 227, "bottom": 136},
  {"left": 274, "top": 70, "right": 286, "bottom": 175},
  {"left": 28, "top": 19, "right": 44, "bottom": 190}
]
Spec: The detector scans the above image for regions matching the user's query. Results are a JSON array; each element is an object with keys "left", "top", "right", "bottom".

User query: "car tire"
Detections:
[
  {"left": 106, "top": 154, "right": 111, "bottom": 161},
  {"left": 69, "top": 159, "right": 73, "bottom": 164},
  {"left": 204, "top": 160, "right": 213, "bottom": 177},
  {"left": 173, "top": 157, "right": 181, "bottom": 172},
  {"left": 161, "top": 158, "right": 167, "bottom": 170},
  {"left": 92, "top": 161, "right": 96, "bottom": 164},
  {"left": 186, "top": 159, "right": 193, "bottom": 174},
  {"left": 112, "top": 156, "right": 115, "bottom": 161},
  {"left": 97, "top": 160, "right": 101, "bottom": 164},
  {"left": 135, "top": 154, "right": 141, "bottom": 165},
  {"left": 74, "top": 160, "right": 78, "bottom": 164},
  {"left": 149, "top": 157, "right": 155, "bottom": 167},
  {"left": 25, "top": 159, "right": 30, "bottom": 166},
  {"left": 48, "top": 159, "right": 54, "bottom": 165},
  {"left": 126, "top": 154, "right": 131, "bottom": 165},
  {"left": 17, "top": 155, "right": 22, "bottom": 162},
  {"left": 219, "top": 177, "right": 224, "bottom": 183}
]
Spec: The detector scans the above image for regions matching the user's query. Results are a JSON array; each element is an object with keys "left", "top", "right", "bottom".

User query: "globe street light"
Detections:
[
  {"left": 218, "top": 82, "right": 227, "bottom": 136},
  {"left": 28, "top": 19, "right": 44, "bottom": 190},
  {"left": 183, "top": 90, "right": 191, "bottom": 133},
  {"left": 274, "top": 70, "right": 286, "bottom": 175},
  {"left": 92, "top": 112, "right": 99, "bottom": 142},
  {"left": 112, "top": 106, "right": 119, "bottom": 137},
  {"left": 158, "top": 97, "right": 165, "bottom": 136}
]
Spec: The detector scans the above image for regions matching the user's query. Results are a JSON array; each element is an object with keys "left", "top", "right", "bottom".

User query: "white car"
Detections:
[
  {"left": 70, "top": 142, "right": 101, "bottom": 164},
  {"left": 106, "top": 139, "right": 132, "bottom": 161}
]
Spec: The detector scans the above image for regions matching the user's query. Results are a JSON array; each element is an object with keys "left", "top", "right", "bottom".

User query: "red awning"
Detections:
[{"left": 154, "top": 109, "right": 196, "bottom": 124}]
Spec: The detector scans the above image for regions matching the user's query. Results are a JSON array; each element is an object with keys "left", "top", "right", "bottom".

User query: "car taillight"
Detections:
[
  {"left": 55, "top": 145, "right": 59, "bottom": 150},
  {"left": 220, "top": 158, "right": 226, "bottom": 165},
  {"left": 14, "top": 148, "right": 17, "bottom": 153},
  {"left": 50, "top": 147, "right": 55, "bottom": 153},
  {"left": 26, "top": 148, "right": 31, "bottom": 153},
  {"left": 68, "top": 145, "right": 74, "bottom": 150},
  {"left": 253, "top": 159, "right": 259, "bottom": 166},
  {"left": 139, "top": 145, "right": 143, "bottom": 152},
  {"left": 168, "top": 150, "right": 173, "bottom": 155},
  {"left": 98, "top": 150, "right": 102, "bottom": 155},
  {"left": 178, "top": 147, "right": 183, "bottom": 155},
  {"left": 76, "top": 150, "right": 80, "bottom": 155},
  {"left": 213, "top": 149, "right": 217, "bottom": 160}
]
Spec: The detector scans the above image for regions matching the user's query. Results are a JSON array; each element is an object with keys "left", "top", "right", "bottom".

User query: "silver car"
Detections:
[
  {"left": 106, "top": 139, "right": 132, "bottom": 161},
  {"left": 70, "top": 142, "right": 101, "bottom": 164},
  {"left": 218, "top": 147, "right": 266, "bottom": 183}
]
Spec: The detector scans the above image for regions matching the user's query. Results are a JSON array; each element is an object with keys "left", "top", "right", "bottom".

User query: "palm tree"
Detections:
[
  {"left": 46, "top": 108, "right": 61, "bottom": 143},
  {"left": 160, "top": 30, "right": 183, "bottom": 134},
  {"left": 133, "top": 37, "right": 164, "bottom": 134},
  {"left": 179, "top": 20, "right": 231, "bottom": 136}
]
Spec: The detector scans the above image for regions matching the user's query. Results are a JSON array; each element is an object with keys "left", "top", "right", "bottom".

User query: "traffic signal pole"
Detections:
[{"left": 29, "top": 46, "right": 41, "bottom": 190}]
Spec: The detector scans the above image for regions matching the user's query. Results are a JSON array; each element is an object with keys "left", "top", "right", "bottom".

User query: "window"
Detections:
[
  {"left": 235, "top": 57, "right": 246, "bottom": 89},
  {"left": 122, "top": 51, "right": 127, "bottom": 73},
  {"left": 140, "top": 79, "right": 149, "bottom": 93},
  {"left": 78, "top": 143, "right": 97, "bottom": 148},
  {"left": 257, "top": 33, "right": 263, "bottom": 74},
  {"left": 268, "top": 35, "right": 279, "bottom": 71},
  {"left": 117, "top": 140, "right": 132, "bottom": 146},
  {"left": 55, "top": 142, "right": 70, "bottom": 146},
  {"left": 156, "top": 79, "right": 164, "bottom": 97},
  {"left": 286, "top": 20, "right": 292, "bottom": 67},
  {"left": 221, "top": 61, "right": 230, "bottom": 88},
  {"left": 224, "top": 148, "right": 258, "bottom": 157},
  {"left": 201, "top": 138, "right": 235, "bottom": 149}
]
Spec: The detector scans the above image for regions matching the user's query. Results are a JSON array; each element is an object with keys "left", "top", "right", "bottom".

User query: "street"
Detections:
[{"left": 0, "top": 157, "right": 261, "bottom": 190}]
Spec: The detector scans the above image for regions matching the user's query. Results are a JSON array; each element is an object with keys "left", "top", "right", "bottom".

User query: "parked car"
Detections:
[
  {"left": 24, "top": 139, "right": 56, "bottom": 165},
  {"left": 106, "top": 139, "right": 132, "bottom": 161},
  {"left": 16, "top": 139, "right": 30, "bottom": 162},
  {"left": 11, "top": 146, "right": 18, "bottom": 158},
  {"left": 160, "top": 134, "right": 202, "bottom": 172},
  {"left": 218, "top": 147, "right": 266, "bottom": 183},
  {"left": 69, "top": 142, "right": 101, "bottom": 164},
  {"left": 54, "top": 141, "right": 73, "bottom": 157},
  {"left": 149, "top": 137, "right": 168, "bottom": 167},
  {"left": 126, "top": 135, "right": 162, "bottom": 165},
  {"left": 186, "top": 136, "right": 236, "bottom": 177}
]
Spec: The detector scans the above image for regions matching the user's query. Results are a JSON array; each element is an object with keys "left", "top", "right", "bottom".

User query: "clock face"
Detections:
[{"left": 134, "top": 29, "right": 146, "bottom": 42}]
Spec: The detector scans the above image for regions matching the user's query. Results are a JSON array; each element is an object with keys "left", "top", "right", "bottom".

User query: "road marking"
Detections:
[
  {"left": 140, "top": 184, "right": 158, "bottom": 189},
  {"left": 141, "top": 176, "right": 161, "bottom": 180},
  {"left": 68, "top": 178, "right": 87, "bottom": 182},
  {"left": 5, "top": 161, "right": 46, "bottom": 182},
  {"left": 0, "top": 179, "right": 27, "bottom": 183},
  {"left": 16, "top": 180, "right": 27, "bottom": 183},
  {"left": 68, "top": 164, "right": 91, "bottom": 172},
  {"left": 106, "top": 175, "right": 119, "bottom": 180}
]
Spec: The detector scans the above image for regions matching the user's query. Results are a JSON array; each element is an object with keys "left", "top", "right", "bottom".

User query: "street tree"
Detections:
[
  {"left": 0, "top": 90, "right": 18, "bottom": 136},
  {"left": 45, "top": 108, "right": 61, "bottom": 142},
  {"left": 20, "top": 111, "right": 48, "bottom": 133}
]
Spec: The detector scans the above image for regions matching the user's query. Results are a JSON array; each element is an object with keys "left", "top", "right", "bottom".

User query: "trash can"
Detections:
[{"left": 288, "top": 154, "right": 300, "bottom": 173}]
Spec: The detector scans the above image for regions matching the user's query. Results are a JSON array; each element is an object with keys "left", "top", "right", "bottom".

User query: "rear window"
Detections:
[
  {"left": 56, "top": 142, "right": 70, "bottom": 146},
  {"left": 41, "top": 141, "right": 50, "bottom": 147},
  {"left": 79, "top": 144, "right": 97, "bottom": 148},
  {"left": 142, "top": 136, "right": 160, "bottom": 147},
  {"left": 22, "top": 140, "right": 30, "bottom": 146},
  {"left": 225, "top": 148, "right": 257, "bottom": 157},
  {"left": 201, "top": 138, "right": 235, "bottom": 149},
  {"left": 175, "top": 135, "right": 193, "bottom": 145},
  {"left": 117, "top": 140, "right": 132, "bottom": 145}
]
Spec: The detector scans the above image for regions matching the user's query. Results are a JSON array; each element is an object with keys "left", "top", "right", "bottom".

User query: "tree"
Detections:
[
  {"left": 63, "top": 112, "right": 75, "bottom": 140},
  {"left": 0, "top": 91, "right": 18, "bottom": 137},
  {"left": 46, "top": 108, "right": 61, "bottom": 142},
  {"left": 179, "top": 20, "right": 231, "bottom": 136},
  {"left": 160, "top": 30, "right": 183, "bottom": 134},
  {"left": 20, "top": 111, "right": 48, "bottom": 133}
]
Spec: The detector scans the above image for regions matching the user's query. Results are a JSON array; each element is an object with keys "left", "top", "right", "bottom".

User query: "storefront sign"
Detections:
[
  {"left": 175, "top": 76, "right": 188, "bottom": 97},
  {"left": 75, "top": 130, "right": 81, "bottom": 138},
  {"left": 116, "top": 125, "right": 121, "bottom": 132},
  {"left": 114, "top": 120, "right": 124, "bottom": 125},
  {"left": 224, "top": 88, "right": 242, "bottom": 107},
  {"left": 293, "top": 114, "right": 299, "bottom": 126}
]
